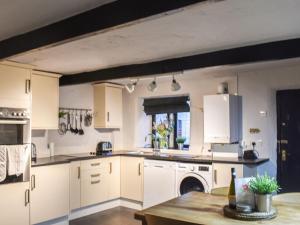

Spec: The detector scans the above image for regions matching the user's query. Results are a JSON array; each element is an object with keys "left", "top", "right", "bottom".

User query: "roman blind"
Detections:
[{"left": 143, "top": 96, "right": 190, "bottom": 115}]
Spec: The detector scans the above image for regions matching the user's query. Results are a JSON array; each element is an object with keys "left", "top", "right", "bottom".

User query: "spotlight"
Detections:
[
  {"left": 171, "top": 75, "right": 181, "bottom": 91},
  {"left": 147, "top": 77, "right": 157, "bottom": 92},
  {"left": 125, "top": 79, "right": 138, "bottom": 93}
]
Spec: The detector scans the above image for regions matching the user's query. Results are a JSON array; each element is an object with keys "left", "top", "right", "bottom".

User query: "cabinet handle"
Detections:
[
  {"left": 214, "top": 169, "right": 217, "bottom": 184},
  {"left": 91, "top": 173, "right": 100, "bottom": 178},
  {"left": 138, "top": 163, "right": 141, "bottom": 176},
  {"left": 110, "top": 162, "right": 112, "bottom": 174},
  {"left": 25, "top": 189, "right": 30, "bottom": 206},
  {"left": 31, "top": 175, "right": 35, "bottom": 191},
  {"left": 154, "top": 165, "right": 164, "bottom": 168},
  {"left": 25, "top": 79, "right": 31, "bottom": 94},
  {"left": 91, "top": 163, "right": 100, "bottom": 166},
  {"left": 107, "top": 112, "right": 110, "bottom": 122},
  {"left": 78, "top": 167, "right": 80, "bottom": 179},
  {"left": 91, "top": 180, "right": 100, "bottom": 184}
]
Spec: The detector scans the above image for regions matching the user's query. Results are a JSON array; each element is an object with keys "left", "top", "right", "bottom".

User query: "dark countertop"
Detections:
[{"left": 31, "top": 151, "right": 269, "bottom": 167}]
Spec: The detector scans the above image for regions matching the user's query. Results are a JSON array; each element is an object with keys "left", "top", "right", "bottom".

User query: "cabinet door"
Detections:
[
  {"left": 213, "top": 163, "right": 243, "bottom": 188},
  {"left": 107, "top": 156, "right": 120, "bottom": 200},
  {"left": 121, "top": 157, "right": 143, "bottom": 202},
  {"left": 0, "top": 182, "right": 30, "bottom": 225},
  {"left": 70, "top": 161, "right": 81, "bottom": 211},
  {"left": 0, "top": 64, "right": 30, "bottom": 108},
  {"left": 204, "top": 95, "right": 230, "bottom": 143},
  {"left": 31, "top": 73, "right": 59, "bottom": 129},
  {"left": 81, "top": 168, "right": 109, "bottom": 207},
  {"left": 93, "top": 83, "right": 123, "bottom": 128},
  {"left": 105, "top": 86, "right": 123, "bottom": 128},
  {"left": 31, "top": 164, "right": 69, "bottom": 224}
]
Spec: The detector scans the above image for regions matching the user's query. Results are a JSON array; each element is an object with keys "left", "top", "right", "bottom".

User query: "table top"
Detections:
[{"left": 135, "top": 192, "right": 300, "bottom": 225}]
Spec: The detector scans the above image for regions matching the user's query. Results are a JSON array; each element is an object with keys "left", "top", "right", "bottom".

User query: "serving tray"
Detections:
[{"left": 223, "top": 205, "right": 277, "bottom": 221}]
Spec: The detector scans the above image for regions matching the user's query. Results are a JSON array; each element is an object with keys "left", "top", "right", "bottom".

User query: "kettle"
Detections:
[
  {"left": 243, "top": 142, "right": 259, "bottom": 160},
  {"left": 31, "top": 143, "right": 37, "bottom": 162}
]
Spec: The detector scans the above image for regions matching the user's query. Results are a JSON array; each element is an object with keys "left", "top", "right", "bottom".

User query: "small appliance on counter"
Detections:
[
  {"left": 96, "top": 141, "right": 112, "bottom": 155},
  {"left": 243, "top": 142, "right": 259, "bottom": 160}
]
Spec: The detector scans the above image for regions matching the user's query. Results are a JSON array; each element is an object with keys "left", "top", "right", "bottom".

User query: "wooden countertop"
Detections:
[{"left": 135, "top": 192, "right": 300, "bottom": 225}]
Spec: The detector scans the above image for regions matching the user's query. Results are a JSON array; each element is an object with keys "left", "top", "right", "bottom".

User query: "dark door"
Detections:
[{"left": 277, "top": 90, "right": 300, "bottom": 192}]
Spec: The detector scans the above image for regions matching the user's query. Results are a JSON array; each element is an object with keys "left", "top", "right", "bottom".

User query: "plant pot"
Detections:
[
  {"left": 178, "top": 143, "right": 184, "bottom": 150},
  {"left": 255, "top": 194, "right": 272, "bottom": 212},
  {"left": 153, "top": 141, "right": 160, "bottom": 152}
]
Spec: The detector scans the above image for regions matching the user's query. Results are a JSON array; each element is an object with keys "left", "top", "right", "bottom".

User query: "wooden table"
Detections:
[{"left": 135, "top": 192, "right": 300, "bottom": 225}]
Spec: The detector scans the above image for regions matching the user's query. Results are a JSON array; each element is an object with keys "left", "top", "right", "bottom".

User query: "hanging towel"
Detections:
[
  {"left": 7, "top": 145, "right": 28, "bottom": 176},
  {"left": 0, "top": 145, "right": 6, "bottom": 182}
]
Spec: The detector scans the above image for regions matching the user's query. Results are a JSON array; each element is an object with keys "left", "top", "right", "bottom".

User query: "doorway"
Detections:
[{"left": 277, "top": 89, "right": 300, "bottom": 192}]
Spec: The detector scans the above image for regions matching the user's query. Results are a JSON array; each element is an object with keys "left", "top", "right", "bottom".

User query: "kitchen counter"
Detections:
[
  {"left": 31, "top": 151, "right": 269, "bottom": 167},
  {"left": 135, "top": 192, "right": 300, "bottom": 225}
]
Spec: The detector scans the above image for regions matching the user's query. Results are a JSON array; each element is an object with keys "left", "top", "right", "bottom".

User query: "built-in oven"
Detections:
[{"left": 0, "top": 107, "right": 30, "bottom": 185}]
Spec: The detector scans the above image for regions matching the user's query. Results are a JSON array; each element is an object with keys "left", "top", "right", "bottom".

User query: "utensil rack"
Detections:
[{"left": 59, "top": 107, "right": 92, "bottom": 113}]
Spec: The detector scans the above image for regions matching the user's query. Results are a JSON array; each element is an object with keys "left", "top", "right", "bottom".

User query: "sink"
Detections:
[{"left": 126, "top": 151, "right": 145, "bottom": 155}]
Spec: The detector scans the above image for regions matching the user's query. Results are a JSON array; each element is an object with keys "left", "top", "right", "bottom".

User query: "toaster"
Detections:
[{"left": 96, "top": 142, "right": 112, "bottom": 155}]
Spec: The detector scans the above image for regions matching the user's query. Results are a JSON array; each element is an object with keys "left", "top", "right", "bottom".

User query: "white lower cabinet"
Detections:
[
  {"left": 212, "top": 163, "right": 257, "bottom": 188},
  {"left": 70, "top": 161, "right": 81, "bottom": 211},
  {"left": 121, "top": 157, "right": 144, "bottom": 202},
  {"left": 0, "top": 182, "right": 30, "bottom": 225},
  {"left": 31, "top": 164, "right": 69, "bottom": 224},
  {"left": 80, "top": 158, "right": 109, "bottom": 207},
  {"left": 107, "top": 156, "right": 121, "bottom": 200}
]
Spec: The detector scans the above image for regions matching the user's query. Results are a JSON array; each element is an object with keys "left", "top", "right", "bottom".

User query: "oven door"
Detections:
[
  {"left": 0, "top": 119, "right": 29, "bottom": 145},
  {"left": 0, "top": 119, "right": 30, "bottom": 185}
]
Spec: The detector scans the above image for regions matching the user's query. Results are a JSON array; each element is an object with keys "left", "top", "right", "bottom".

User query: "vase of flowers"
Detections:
[
  {"left": 176, "top": 137, "right": 186, "bottom": 150},
  {"left": 145, "top": 134, "right": 160, "bottom": 152},
  {"left": 249, "top": 174, "right": 280, "bottom": 212},
  {"left": 153, "top": 120, "right": 173, "bottom": 150}
]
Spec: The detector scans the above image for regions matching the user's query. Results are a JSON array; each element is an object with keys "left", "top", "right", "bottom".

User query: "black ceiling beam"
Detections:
[
  {"left": 60, "top": 38, "right": 300, "bottom": 86},
  {"left": 0, "top": 0, "right": 204, "bottom": 59}
]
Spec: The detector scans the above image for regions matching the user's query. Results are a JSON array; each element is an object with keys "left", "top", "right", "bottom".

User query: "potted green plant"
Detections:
[
  {"left": 248, "top": 174, "right": 280, "bottom": 212},
  {"left": 176, "top": 137, "right": 186, "bottom": 150}
]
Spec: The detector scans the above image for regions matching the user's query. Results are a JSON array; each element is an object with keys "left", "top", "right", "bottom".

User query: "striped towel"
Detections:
[{"left": 0, "top": 146, "right": 7, "bottom": 182}]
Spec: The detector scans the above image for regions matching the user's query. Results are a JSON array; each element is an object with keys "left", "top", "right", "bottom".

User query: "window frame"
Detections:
[{"left": 152, "top": 112, "right": 190, "bottom": 150}]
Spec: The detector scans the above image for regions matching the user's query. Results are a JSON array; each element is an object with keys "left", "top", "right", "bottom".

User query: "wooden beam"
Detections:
[
  {"left": 0, "top": 0, "right": 203, "bottom": 59},
  {"left": 60, "top": 38, "right": 300, "bottom": 86}
]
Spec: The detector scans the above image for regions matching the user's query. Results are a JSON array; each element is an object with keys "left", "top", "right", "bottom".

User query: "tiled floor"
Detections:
[{"left": 70, "top": 207, "right": 142, "bottom": 225}]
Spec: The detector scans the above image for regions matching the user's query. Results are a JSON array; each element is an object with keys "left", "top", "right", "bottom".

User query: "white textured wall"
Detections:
[
  {"left": 32, "top": 61, "right": 300, "bottom": 177},
  {"left": 32, "top": 84, "right": 122, "bottom": 157},
  {"left": 122, "top": 62, "right": 300, "bottom": 177}
]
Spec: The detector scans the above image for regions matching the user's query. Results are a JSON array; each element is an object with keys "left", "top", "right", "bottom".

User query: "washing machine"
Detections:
[{"left": 176, "top": 162, "right": 213, "bottom": 196}]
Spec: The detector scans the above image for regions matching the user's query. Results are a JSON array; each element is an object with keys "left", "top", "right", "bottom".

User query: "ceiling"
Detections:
[
  {"left": 9, "top": 0, "right": 300, "bottom": 75},
  {"left": 0, "top": 0, "right": 113, "bottom": 41}
]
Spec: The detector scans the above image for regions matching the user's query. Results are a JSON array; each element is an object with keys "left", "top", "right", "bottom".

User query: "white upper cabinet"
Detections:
[
  {"left": 204, "top": 94, "right": 240, "bottom": 143},
  {"left": 93, "top": 83, "right": 123, "bottom": 129},
  {"left": 0, "top": 62, "right": 32, "bottom": 108},
  {"left": 31, "top": 71, "right": 60, "bottom": 129}
]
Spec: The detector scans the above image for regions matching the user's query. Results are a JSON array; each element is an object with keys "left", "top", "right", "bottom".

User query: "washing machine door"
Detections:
[{"left": 178, "top": 173, "right": 209, "bottom": 196}]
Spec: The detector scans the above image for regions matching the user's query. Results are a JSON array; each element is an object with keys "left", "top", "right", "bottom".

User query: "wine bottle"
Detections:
[{"left": 228, "top": 167, "right": 236, "bottom": 209}]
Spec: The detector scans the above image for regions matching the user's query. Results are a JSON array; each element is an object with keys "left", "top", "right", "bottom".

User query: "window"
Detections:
[
  {"left": 143, "top": 95, "right": 190, "bottom": 150},
  {"left": 152, "top": 112, "right": 190, "bottom": 150}
]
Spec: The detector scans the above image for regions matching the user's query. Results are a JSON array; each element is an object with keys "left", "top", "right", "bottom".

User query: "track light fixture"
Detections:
[
  {"left": 125, "top": 79, "right": 139, "bottom": 93},
  {"left": 147, "top": 77, "right": 157, "bottom": 92},
  {"left": 171, "top": 75, "right": 181, "bottom": 92}
]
